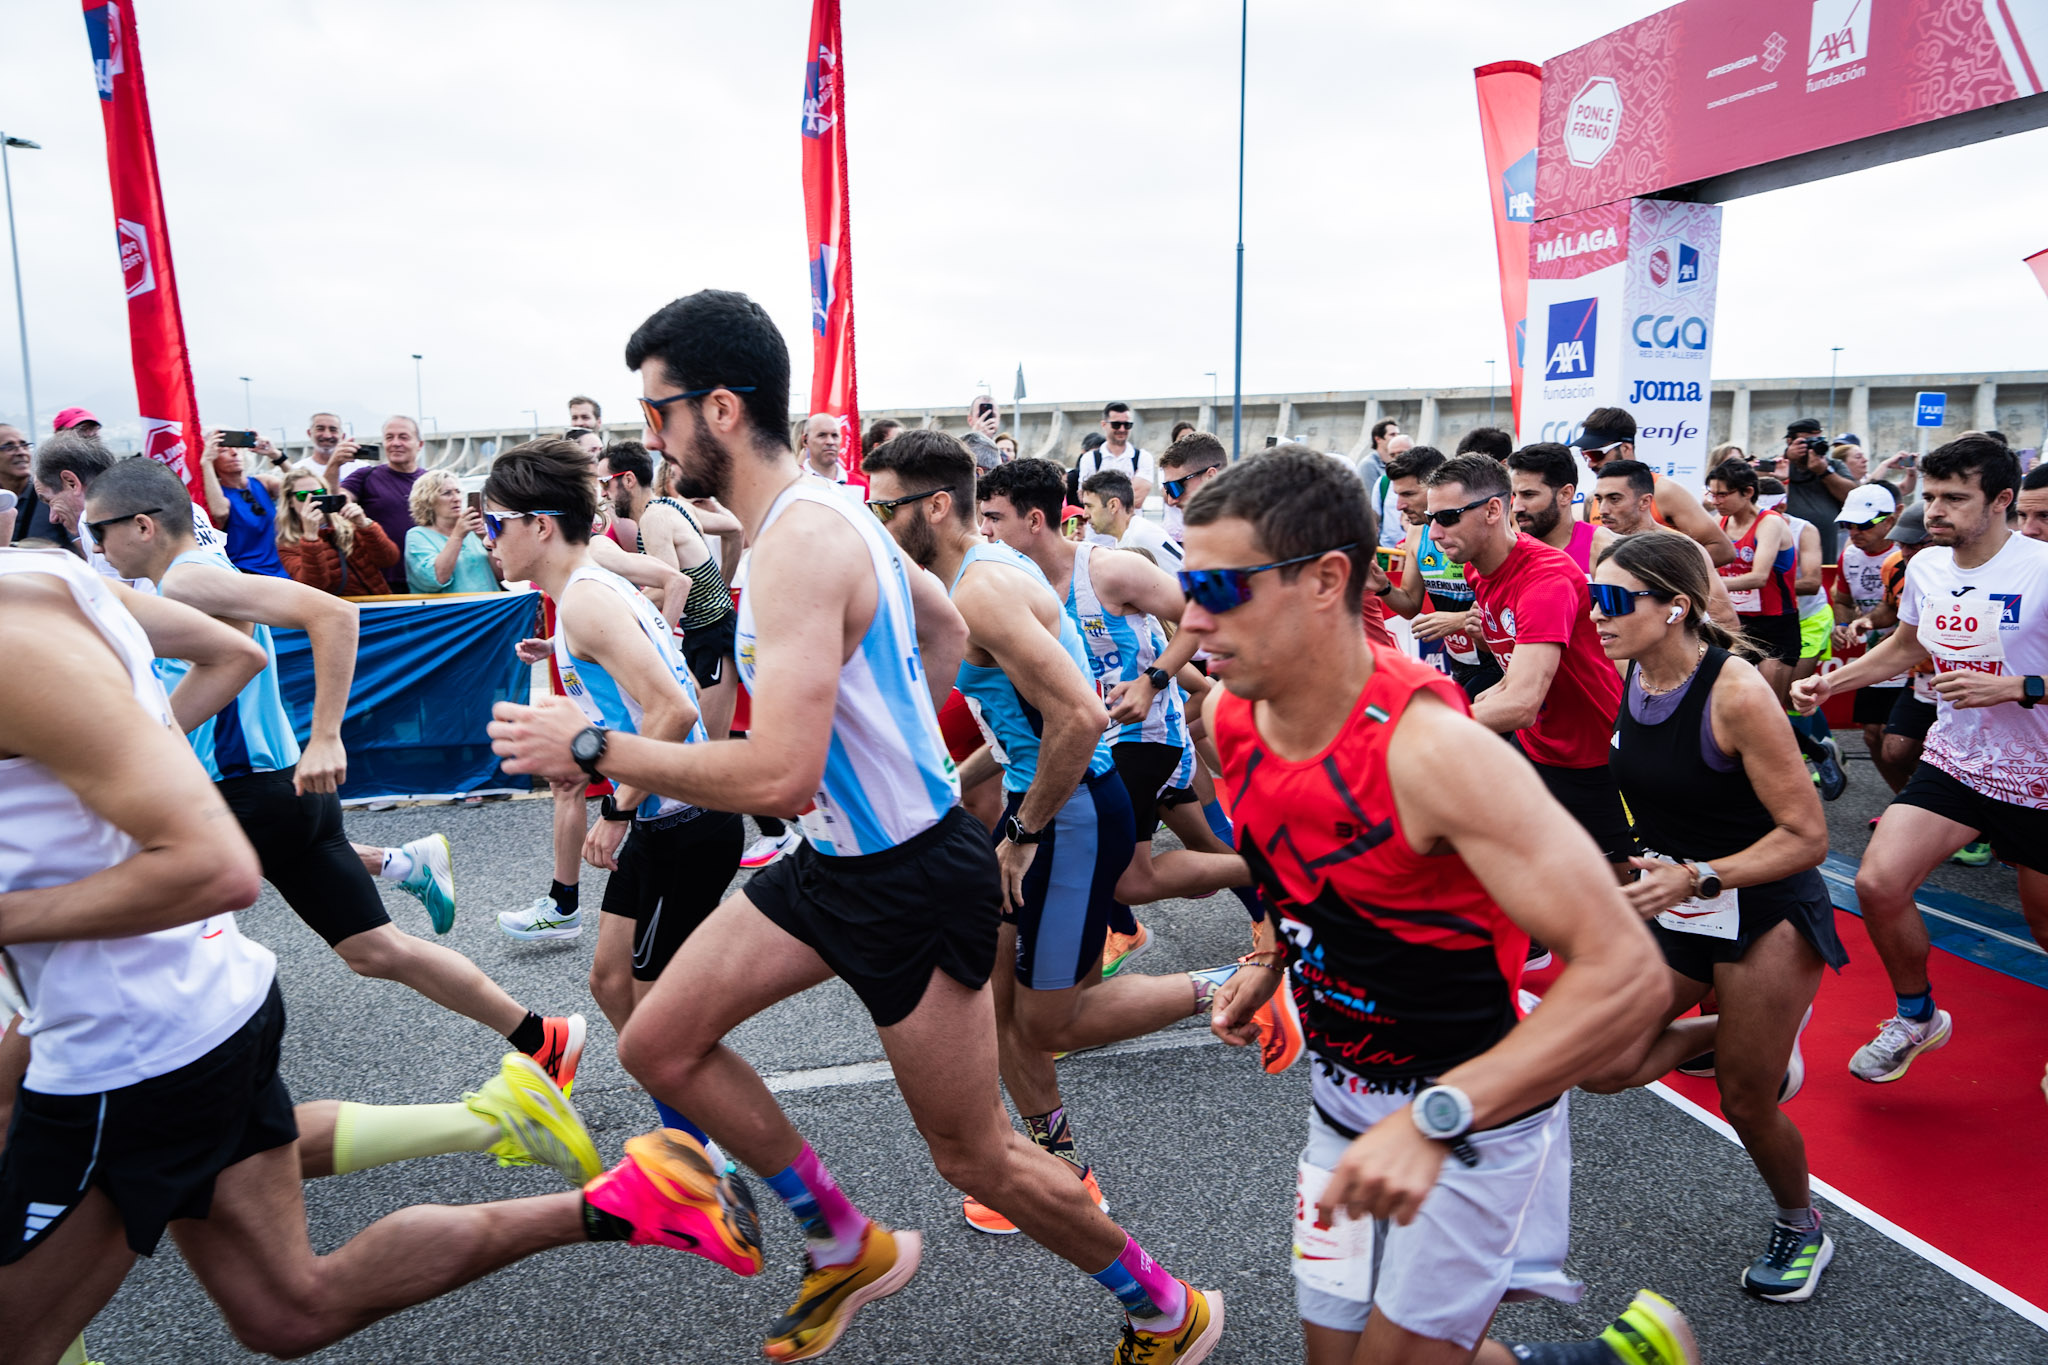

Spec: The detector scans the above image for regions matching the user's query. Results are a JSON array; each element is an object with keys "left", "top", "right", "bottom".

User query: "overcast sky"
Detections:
[{"left": 2, "top": 0, "right": 2045, "bottom": 444}]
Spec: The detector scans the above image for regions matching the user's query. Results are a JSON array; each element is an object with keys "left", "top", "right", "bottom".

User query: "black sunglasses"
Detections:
[
  {"left": 85, "top": 507, "right": 163, "bottom": 542},
  {"left": 1425, "top": 494, "right": 1499, "bottom": 528},
  {"left": 866, "top": 488, "right": 947, "bottom": 523},
  {"left": 1177, "top": 543, "right": 1358, "bottom": 614},
  {"left": 1107, "top": 420, "right": 1133, "bottom": 430},
  {"left": 638, "top": 386, "right": 758, "bottom": 436}
]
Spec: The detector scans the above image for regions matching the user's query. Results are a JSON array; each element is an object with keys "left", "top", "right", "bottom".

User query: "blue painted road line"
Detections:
[{"left": 1821, "top": 852, "right": 2048, "bottom": 990}]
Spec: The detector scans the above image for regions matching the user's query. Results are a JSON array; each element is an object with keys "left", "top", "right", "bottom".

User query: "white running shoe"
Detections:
[
  {"left": 498, "top": 896, "right": 583, "bottom": 941},
  {"left": 739, "top": 829, "right": 800, "bottom": 869},
  {"left": 1848, "top": 1008, "right": 1951, "bottom": 1083}
]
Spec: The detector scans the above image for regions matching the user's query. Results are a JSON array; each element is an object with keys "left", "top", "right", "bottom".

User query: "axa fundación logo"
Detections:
[
  {"left": 802, "top": 43, "right": 838, "bottom": 138},
  {"left": 1544, "top": 298, "right": 1599, "bottom": 385},
  {"left": 1806, "top": 0, "right": 1869, "bottom": 91}
]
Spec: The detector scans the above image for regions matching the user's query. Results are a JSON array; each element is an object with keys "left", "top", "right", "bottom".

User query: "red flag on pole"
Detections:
[
  {"left": 1474, "top": 61, "right": 1542, "bottom": 436},
  {"left": 82, "top": 1, "right": 202, "bottom": 504},
  {"left": 802, "top": 0, "right": 860, "bottom": 480},
  {"left": 2027, "top": 248, "right": 2048, "bottom": 303}
]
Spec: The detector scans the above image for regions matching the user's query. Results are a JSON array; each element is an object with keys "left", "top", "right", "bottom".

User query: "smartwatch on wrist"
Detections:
[
  {"left": 2022, "top": 676, "right": 2045, "bottom": 709},
  {"left": 1003, "top": 815, "right": 1044, "bottom": 846},
  {"left": 1143, "top": 666, "right": 1171, "bottom": 691},
  {"left": 598, "top": 793, "right": 635, "bottom": 823},
  {"left": 1411, "top": 1084, "right": 1480, "bottom": 1168},
  {"left": 1688, "top": 861, "right": 1723, "bottom": 898},
  {"left": 570, "top": 726, "right": 608, "bottom": 781}
]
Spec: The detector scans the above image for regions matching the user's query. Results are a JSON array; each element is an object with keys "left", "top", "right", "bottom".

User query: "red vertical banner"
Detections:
[
  {"left": 802, "top": 0, "right": 860, "bottom": 479},
  {"left": 82, "top": 1, "right": 202, "bottom": 503},
  {"left": 1474, "top": 61, "right": 1542, "bottom": 436},
  {"left": 2027, "top": 248, "right": 2048, "bottom": 304}
]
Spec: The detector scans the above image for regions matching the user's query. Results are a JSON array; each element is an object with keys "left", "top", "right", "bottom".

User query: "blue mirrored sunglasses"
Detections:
[
  {"left": 1177, "top": 543, "right": 1359, "bottom": 614},
  {"left": 1587, "top": 582, "right": 1660, "bottom": 616},
  {"left": 482, "top": 509, "right": 563, "bottom": 540},
  {"left": 1163, "top": 477, "right": 1188, "bottom": 500}
]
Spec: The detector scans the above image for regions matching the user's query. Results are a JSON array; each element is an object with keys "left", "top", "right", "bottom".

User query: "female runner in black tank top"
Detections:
[{"left": 1576, "top": 530, "right": 1849, "bottom": 1305}]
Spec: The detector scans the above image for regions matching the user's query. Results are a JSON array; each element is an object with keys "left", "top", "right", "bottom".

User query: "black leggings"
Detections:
[{"left": 216, "top": 769, "right": 390, "bottom": 946}]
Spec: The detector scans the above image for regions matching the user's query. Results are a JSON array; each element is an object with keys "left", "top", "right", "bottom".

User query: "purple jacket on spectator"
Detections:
[{"left": 342, "top": 463, "right": 425, "bottom": 590}]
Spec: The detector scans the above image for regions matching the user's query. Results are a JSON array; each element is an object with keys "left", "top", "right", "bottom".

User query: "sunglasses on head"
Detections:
[
  {"left": 637, "top": 385, "right": 758, "bottom": 436},
  {"left": 866, "top": 488, "right": 947, "bottom": 523},
  {"left": 481, "top": 509, "right": 563, "bottom": 540},
  {"left": 1587, "top": 582, "right": 1664, "bottom": 616},
  {"left": 1177, "top": 543, "right": 1358, "bottom": 614},
  {"left": 1424, "top": 494, "right": 1499, "bottom": 528},
  {"left": 84, "top": 507, "right": 163, "bottom": 542}
]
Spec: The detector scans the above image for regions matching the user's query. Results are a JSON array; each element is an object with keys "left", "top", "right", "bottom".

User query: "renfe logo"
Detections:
[
  {"left": 117, "top": 219, "right": 155, "bottom": 299},
  {"left": 1500, "top": 150, "right": 1536, "bottom": 224},
  {"left": 1808, "top": 0, "right": 1869, "bottom": 76},
  {"left": 1545, "top": 298, "right": 1598, "bottom": 380}
]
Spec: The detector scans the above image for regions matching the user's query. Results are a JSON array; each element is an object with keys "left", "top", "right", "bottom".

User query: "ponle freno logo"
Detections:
[
  {"left": 1545, "top": 298, "right": 1599, "bottom": 380},
  {"left": 142, "top": 418, "right": 187, "bottom": 469},
  {"left": 1808, "top": 0, "right": 1870, "bottom": 75},
  {"left": 117, "top": 219, "right": 155, "bottom": 299},
  {"left": 1563, "top": 77, "right": 1623, "bottom": 170}
]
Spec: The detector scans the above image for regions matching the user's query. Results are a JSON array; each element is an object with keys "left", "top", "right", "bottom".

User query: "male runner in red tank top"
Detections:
[{"left": 1177, "top": 450, "right": 1699, "bottom": 1365}]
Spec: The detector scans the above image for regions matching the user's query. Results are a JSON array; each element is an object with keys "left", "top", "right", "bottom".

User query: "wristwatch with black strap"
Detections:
[
  {"left": 570, "top": 725, "right": 608, "bottom": 781},
  {"left": 2022, "top": 676, "right": 2045, "bottom": 710},
  {"left": 1143, "top": 666, "right": 1172, "bottom": 691},
  {"left": 598, "top": 793, "right": 635, "bottom": 823},
  {"left": 1003, "top": 815, "right": 1044, "bottom": 846}
]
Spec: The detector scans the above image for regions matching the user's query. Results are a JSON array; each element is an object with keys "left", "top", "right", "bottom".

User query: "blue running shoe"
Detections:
[
  {"left": 395, "top": 834, "right": 456, "bottom": 933},
  {"left": 1742, "top": 1218, "right": 1833, "bottom": 1302}
]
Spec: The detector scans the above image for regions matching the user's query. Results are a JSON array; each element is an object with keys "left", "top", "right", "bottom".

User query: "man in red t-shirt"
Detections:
[{"left": 1426, "top": 453, "right": 1634, "bottom": 867}]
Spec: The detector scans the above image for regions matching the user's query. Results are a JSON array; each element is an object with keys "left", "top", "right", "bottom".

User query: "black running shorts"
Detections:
[
  {"left": 1884, "top": 689, "right": 1937, "bottom": 743},
  {"left": 681, "top": 612, "right": 737, "bottom": 690},
  {"left": 1893, "top": 762, "right": 2048, "bottom": 874},
  {"left": 1530, "top": 759, "right": 1639, "bottom": 865},
  {"left": 1851, "top": 684, "right": 1906, "bottom": 727},
  {"left": 1111, "top": 740, "right": 1185, "bottom": 842},
  {"left": 600, "top": 809, "right": 745, "bottom": 982},
  {"left": 1740, "top": 612, "right": 1803, "bottom": 667},
  {"left": 1649, "top": 870, "right": 1849, "bottom": 984},
  {"left": 0, "top": 981, "right": 296, "bottom": 1263},
  {"left": 217, "top": 769, "right": 390, "bottom": 946},
  {"left": 745, "top": 807, "right": 1002, "bottom": 1027}
]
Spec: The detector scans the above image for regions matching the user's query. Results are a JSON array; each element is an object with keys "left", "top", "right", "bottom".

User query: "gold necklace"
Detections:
[{"left": 1637, "top": 641, "right": 1709, "bottom": 697}]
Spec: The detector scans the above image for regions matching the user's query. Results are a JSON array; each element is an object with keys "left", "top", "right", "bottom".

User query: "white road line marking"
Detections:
[
  {"left": 1648, "top": 1082, "right": 2048, "bottom": 1332},
  {"left": 764, "top": 1027, "right": 1221, "bottom": 1094},
  {"left": 1818, "top": 865, "right": 2046, "bottom": 957}
]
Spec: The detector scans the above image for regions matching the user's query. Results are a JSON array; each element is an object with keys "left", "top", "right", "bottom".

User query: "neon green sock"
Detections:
[
  {"left": 58, "top": 1335, "right": 92, "bottom": 1365},
  {"left": 331, "top": 1101, "right": 500, "bottom": 1175}
]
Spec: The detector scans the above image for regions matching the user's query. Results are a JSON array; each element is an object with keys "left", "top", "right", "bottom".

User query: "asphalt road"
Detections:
[{"left": 87, "top": 758, "right": 2046, "bottom": 1364}]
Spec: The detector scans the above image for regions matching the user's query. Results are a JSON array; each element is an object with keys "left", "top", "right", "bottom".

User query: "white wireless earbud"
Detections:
[{"left": 1666, "top": 605, "right": 1684, "bottom": 624}]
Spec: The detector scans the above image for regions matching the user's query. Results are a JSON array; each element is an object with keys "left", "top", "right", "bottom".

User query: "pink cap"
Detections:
[{"left": 52, "top": 407, "right": 99, "bottom": 431}]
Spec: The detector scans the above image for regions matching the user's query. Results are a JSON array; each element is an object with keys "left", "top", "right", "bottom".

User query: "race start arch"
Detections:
[{"left": 1509, "top": 0, "right": 2048, "bottom": 489}]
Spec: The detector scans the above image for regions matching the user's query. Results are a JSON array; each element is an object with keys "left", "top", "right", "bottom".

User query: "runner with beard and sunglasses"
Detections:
[{"left": 489, "top": 291, "right": 1223, "bottom": 1364}]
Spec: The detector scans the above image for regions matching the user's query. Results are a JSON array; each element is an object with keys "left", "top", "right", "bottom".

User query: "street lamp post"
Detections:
[
  {"left": 1230, "top": 0, "right": 1246, "bottom": 460},
  {"left": 239, "top": 376, "right": 253, "bottom": 429},
  {"left": 1487, "top": 359, "right": 1497, "bottom": 427},
  {"left": 1827, "top": 347, "right": 1844, "bottom": 437},
  {"left": 1, "top": 133, "right": 41, "bottom": 439},
  {"left": 411, "top": 354, "right": 424, "bottom": 423}
]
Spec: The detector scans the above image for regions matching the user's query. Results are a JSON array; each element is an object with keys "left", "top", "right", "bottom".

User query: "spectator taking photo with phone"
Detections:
[{"left": 275, "top": 468, "right": 400, "bottom": 594}]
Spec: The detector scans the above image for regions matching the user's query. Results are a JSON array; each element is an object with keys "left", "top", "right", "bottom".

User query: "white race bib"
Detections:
[
  {"left": 1727, "top": 587, "right": 1761, "bottom": 613},
  {"left": 1920, "top": 592, "right": 2005, "bottom": 665},
  {"left": 1294, "top": 1158, "right": 1375, "bottom": 1299},
  {"left": 1655, "top": 887, "right": 1740, "bottom": 940}
]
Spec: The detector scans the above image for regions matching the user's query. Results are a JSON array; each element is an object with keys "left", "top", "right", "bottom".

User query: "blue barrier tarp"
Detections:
[{"left": 273, "top": 591, "right": 540, "bottom": 801}]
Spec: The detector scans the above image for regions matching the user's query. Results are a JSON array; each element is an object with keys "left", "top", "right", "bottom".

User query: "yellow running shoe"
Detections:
[
  {"left": 462, "top": 1052, "right": 602, "bottom": 1185},
  {"left": 762, "top": 1223, "right": 923, "bottom": 1361},
  {"left": 1114, "top": 1283, "right": 1224, "bottom": 1364},
  {"left": 1598, "top": 1289, "right": 1701, "bottom": 1365}
]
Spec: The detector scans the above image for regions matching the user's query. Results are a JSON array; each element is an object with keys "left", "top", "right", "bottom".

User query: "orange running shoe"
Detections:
[
  {"left": 530, "top": 1013, "right": 587, "bottom": 1093},
  {"left": 1254, "top": 977, "right": 1303, "bottom": 1074},
  {"left": 762, "top": 1223, "right": 922, "bottom": 1361},
  {"left": 962, "top": 1165, "right": 1108, "bottom": 1235},
  {"left": 1102, "top": 920, "right": 1152, "bottom": 978}
]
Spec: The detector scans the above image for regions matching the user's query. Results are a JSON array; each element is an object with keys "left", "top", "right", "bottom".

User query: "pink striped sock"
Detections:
[{"left": 791, "top": 1142, "right": 870, "bottom": 1264}]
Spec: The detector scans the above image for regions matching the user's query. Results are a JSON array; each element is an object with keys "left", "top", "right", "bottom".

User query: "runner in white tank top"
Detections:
[{"left": 490, "top": 294, "right": 1218, "bottom": 1362}]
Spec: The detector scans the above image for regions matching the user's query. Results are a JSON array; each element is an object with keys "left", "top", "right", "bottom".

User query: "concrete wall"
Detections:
[{"left": 283, "top": 370, "right": 2048, "bottom": 474}]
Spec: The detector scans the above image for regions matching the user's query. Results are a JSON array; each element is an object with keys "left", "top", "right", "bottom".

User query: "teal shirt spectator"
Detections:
[{"left": 404, "top": 525, "right": 501, "bottom": 593}]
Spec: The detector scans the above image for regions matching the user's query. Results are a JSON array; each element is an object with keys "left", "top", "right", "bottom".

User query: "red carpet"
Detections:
[{"left": 1652, "top": 911, "right": 2048, "bottom": 1313}]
